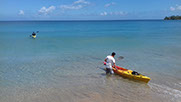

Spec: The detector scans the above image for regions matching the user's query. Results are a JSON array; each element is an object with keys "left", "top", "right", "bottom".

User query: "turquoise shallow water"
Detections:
[{"left": 0, "top": 20, "right": 181, "bottom": 102}]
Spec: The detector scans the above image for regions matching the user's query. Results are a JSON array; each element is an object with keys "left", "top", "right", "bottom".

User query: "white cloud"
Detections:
[
  {"left": 60, "top": 5, "right": 83, "bottom": 10},
  {"left": 19, "top": 10, "right": 24, "bottom": 15},
  {"left": 74, "top": 0, "right": 90, "bottom": 5},
  {"left": 115, "top": 11, "right": 125, "bottom": 15},
  {"left": 170, "top": 7, "right": 175, "bottom": 11},
  {"left": 170, "top": 5, "right": 181, "bottom": 11},
  {"left": 100, "top": 12, "right": 108, "bottom": 16},
  {"left": 100, "top": 11, "right": 126, "bottom": 16},
  {"left": 39, "top": 6, "right": 56, "bottom": 15},
  {"left": 60, "top": 0, "right": 90, "bottom": 10},
  {"left": 177, "top": 5, "right": 181, "bottom": 10},
  {"left": 104, "top": 2, "right": 115, "bottom": 7}
]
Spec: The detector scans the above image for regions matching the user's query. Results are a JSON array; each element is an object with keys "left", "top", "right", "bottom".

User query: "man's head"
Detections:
[{"left": 111, "top": 52, "right": 116, "bottom": 57}]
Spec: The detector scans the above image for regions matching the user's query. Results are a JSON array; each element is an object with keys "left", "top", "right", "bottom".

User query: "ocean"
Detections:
[{"left": 0, "top": 20, "right": 181, "bottom": 102}]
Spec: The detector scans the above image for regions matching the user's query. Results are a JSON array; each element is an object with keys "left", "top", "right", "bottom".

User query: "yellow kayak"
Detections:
[
  {"left": 113, "top": 67, "right": 150, "bottom": 83},
  {"left": 104, "top": 62, "right": 151, "bottom": 83},
  {"left": 32, "top": 35, "right": 36, "bottom": 39}
]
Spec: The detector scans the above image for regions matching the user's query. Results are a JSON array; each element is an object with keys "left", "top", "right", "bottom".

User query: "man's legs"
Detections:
[
  {"left": 110, "top": 69, "right": 114, "bottom": 74},
  {"left": 106, "top": 68, "right": 114, "bottom": 74}
]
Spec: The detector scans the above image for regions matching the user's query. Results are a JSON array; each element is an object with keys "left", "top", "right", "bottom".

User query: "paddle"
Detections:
[{"left": 117, "top": 56, "right": 124, "bottom": 60}]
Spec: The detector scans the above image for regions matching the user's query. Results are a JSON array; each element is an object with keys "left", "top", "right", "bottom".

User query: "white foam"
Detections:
[
  {"left": 150, "top": 83, "right": 181, "bottom": 99},
  {"left": 179, "top": 82, "right": 181, "bottom": 85}
]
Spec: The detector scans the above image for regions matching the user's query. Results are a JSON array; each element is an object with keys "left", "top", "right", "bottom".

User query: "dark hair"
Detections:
[{"left": 112, "top": 52, "right": 116, "bottom": 56}]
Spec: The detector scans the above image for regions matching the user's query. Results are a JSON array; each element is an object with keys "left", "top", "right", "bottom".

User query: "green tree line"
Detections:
[{"left": 164, "top": 15, "right": 181, "bottom": 20}]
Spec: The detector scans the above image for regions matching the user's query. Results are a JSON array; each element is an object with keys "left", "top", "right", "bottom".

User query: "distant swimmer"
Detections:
[
  {"left": 32, "top": 32, "right": 36, "bottom": 36},
  {"left": 30, "top": 31, "right": 39, "bottom": 39},
  {"left": 31, "top": 32, "right": 36, "bottom": 39},
  {"left": 104, "top": 52, "right": 117, "bottom": 74}
]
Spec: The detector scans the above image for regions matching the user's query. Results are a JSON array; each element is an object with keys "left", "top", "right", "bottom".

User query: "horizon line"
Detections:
[{"left": 0, "top": 19, "right": 164, "bottom": 22}]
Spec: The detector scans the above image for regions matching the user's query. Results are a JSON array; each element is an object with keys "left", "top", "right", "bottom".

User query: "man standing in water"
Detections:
[{"left": 104, "top": 52, "right": 117, "bottom": 74}]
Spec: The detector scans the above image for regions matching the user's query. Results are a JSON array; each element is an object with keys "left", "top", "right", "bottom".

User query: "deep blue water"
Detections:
[{"left": 0, "top": 20, "right": 181, "bottom": 102}]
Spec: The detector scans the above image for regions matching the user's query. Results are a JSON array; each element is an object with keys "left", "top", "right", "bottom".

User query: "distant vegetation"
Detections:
[{"left": 164, "top": 15, "right": 181, "bottom": 20}]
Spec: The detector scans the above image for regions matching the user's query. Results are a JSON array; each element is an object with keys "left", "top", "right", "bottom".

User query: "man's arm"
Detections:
[
  {"left": 104, "top": 58, "right": 107, "bottom": 62},
  {"left": 112, "top": 58, "right": 117, "bottom": 70},
  {"left": 113, "top": 63, "right": 117, "bottom": 70}
]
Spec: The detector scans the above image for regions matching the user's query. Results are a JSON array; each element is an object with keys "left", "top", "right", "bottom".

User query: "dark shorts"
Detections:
[{"left": 106, "top": 68, "right": 114, "bottom": 74}]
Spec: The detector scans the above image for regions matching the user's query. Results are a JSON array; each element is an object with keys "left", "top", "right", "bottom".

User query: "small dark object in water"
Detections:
[
  {"left": 32, "top": 32, "right": 36, "bottom": 36},
  {"left": 132, "top": 71, "right": 140, "bottom": 75},
  {"left": 118, "top": 56, "right": 124, "bottom": 60}
]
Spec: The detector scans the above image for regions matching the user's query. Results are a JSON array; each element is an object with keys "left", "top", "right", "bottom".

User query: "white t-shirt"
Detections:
[{"left": 105, "top": 55, "right": 115, "bottom": 69}]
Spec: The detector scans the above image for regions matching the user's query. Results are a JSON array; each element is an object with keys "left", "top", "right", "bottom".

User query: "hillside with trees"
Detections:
[{"left": 164, "top": 15, "right": 181, "bottom": 20}]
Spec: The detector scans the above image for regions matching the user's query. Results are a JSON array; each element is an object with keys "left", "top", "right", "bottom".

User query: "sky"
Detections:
[{"left": 0, "top": 0, "right": 181, "bottom": 20}]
